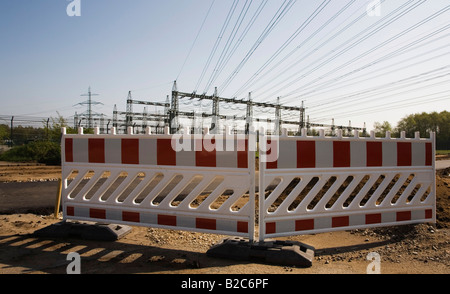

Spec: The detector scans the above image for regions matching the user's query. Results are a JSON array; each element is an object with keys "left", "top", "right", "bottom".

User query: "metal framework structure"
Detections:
[
  {"left": 170, "top": 81, "right": 365, "bottom": 135},
  {"left": 111, "top": 81, "right": 366, "bottom": 136},
  {"left": 112, "top": 91, "right": 170, "bottom": 134}
]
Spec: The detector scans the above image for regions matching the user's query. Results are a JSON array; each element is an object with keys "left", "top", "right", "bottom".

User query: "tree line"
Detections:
[{"left": 373, "top": 111, "right": 449, "bottom": 150}]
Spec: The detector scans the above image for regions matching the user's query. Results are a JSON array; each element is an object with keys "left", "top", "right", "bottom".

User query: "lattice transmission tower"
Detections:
[{"left": 74, "top": 86, "right": 104, "bottom": 129}]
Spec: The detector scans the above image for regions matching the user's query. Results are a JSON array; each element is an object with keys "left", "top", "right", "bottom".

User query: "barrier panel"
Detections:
[
  {"left": 258, "top": 129, "right": 435, "bottom": 241},
  {"left": 60, "top": 126, "right": 436, "bottom": 264},
  {"left": 61, "top": 127, "right": 256, "bottom": 240}
]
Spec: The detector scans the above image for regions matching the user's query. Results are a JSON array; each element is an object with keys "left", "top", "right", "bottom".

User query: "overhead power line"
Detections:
[
  {"left": 280, "top": 2, "right": 450, "bottom": 102},
  {"left": 232, "top": 0, "right": 351, "bottom": 98},
  {"left": 308, "top": 67, "right": 450, "bottom": 116},
  {"left": 172, "top": 1, "right": 449, "bottom": 132},
  {"left": 194, "top": 0, "right": 240, "bottom": 93},
  {"left": 217, "top": 0, "right": 297, "bottom": 95},
  {"left": 203, "top": 0, "right": 254, "bottom": 94},
  {"left": 258, "top": 0, "right": 427, "bottom": 102},
  {"left": 298, "top": 26, "right": 450, "bottom": 104},
  {"left": 176, "top": 0, "right": 216, "bottom": 82}
]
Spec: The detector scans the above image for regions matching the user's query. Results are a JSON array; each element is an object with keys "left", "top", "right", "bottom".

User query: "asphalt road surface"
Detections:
[{"left": 0, "top": 181, "right": 59, "bottom": 213}]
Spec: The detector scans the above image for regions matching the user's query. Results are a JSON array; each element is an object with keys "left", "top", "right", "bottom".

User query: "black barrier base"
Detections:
[
  {"left": 206, "top": 236, "right": 315, "bottom": 267},
  {"left": 33, "top": 220, "right": 132, "bottom": 241}
]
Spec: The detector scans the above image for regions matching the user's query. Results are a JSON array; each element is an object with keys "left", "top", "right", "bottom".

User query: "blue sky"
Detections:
[{"left": 1, "top": 0, "right": 449, "bottom": 133}]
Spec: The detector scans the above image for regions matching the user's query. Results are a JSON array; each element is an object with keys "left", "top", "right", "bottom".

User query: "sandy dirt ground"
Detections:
[{"left": 0, "top": 162, "right": 449, "bottom": 275}]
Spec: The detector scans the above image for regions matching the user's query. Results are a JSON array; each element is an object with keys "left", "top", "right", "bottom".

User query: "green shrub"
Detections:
[{"left": 0, "top": 141, "right": 61, "bottom": 165}]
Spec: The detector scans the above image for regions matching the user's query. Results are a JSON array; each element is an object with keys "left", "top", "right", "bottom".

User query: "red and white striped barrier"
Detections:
[
  {"left": 64, "top": 136, "right": 250, "bottom": 168},
  {"left": 265, "top": 208, "right": 433, "bottom": 236},
  {"left": 61, "top": 127, "right": 256, "bottom": 239},
  {"left": 65, "top": 205, "right": 250, "bottom": 235},
  {"left": 262, "top": 131, "right": 433, "bottom": 169},
  {"left": 258, "top": 129, "right": 436, "bottom": 241},
  {"left": 60, "top": 127, "right": 436, "bottom": 244}
]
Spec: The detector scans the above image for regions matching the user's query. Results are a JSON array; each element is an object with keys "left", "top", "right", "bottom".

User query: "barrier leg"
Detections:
[
  {"left": 54, "top": 178, "right": 62, "bottom": 218},
  {"left": 206, "top": 237, "right": 315, "bottom": 267},
  {"left": 34, "top": 220, "right": 132, "bottom": 241}
]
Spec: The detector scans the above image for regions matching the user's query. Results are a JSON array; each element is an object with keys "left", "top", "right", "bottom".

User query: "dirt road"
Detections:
[{"left": 0, "top": 163, "right": 449, "bottom": 275}]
